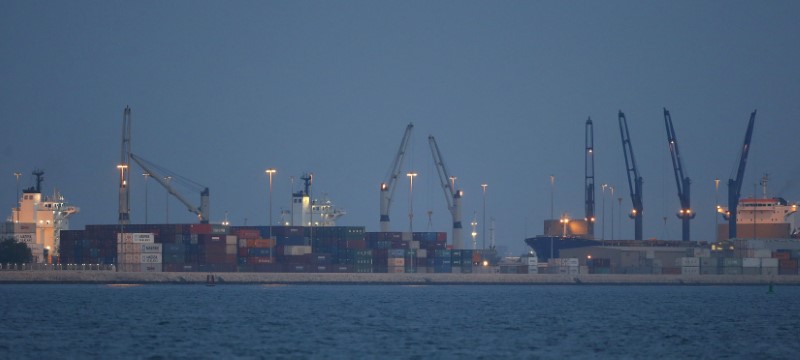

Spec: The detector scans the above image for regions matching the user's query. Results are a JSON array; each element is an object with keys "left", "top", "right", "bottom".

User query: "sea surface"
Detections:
[{"left": 0, "top": 284, "right": 798, "bottom": 359}]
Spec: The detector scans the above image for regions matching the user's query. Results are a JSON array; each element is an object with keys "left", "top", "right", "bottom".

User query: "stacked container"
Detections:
[{"left": 117, "top": 233, "right": 161, "bottom": 272}]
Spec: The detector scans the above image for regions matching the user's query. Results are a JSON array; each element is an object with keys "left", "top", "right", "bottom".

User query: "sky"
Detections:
[{"left": 2, "top": 1, "right": 799, "bottom": 255}]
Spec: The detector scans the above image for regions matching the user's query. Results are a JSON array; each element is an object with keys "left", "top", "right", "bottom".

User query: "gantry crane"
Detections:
[
  {"left": 618, "top": 111, "right": 643, "bottom": 240},
  {"left": 725, "top": 110, "right": 757, "bottom": 239},
  {"left": 428, "top": 135, "right": 464, "bottom": 249},
  {"left": 380, "top": 123, "right": 413, "bottom": 232},
  {"left": 585, "top": 117, "right": 595, "bottom": 237},
  {"left": 129, "top": 153, "right": 210, "bottom": 224},
  {"left": 664, "top": 108, "right": 695, "bottom": 241}
]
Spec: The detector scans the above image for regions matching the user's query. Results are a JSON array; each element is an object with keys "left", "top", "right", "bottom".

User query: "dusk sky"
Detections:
[{"left": 2, "top": 1, "right": 798, "bottom": 254}]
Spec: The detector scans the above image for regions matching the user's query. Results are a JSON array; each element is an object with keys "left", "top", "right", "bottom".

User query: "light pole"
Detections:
[
  {"left": 601, "top": 184, "right": 607, "bottom": 240},
  {"left": 550, "top": 175, "right": 555, "bottom": 220},
  {"left": 617, "top": 197, "right": 622, "bottom": 240},
  {"left": 13, "top": 172, "right": 21, "bottom": 222},
  {"left": 481, "top": 184, "right": 487, "bottom": 250},
  {"left": 609, "top": 186, "right": 615, "bottom": 241},
  {"left": 714, "top": 178, "right": 720, "bottom": 240},
  {"left": 289, "top": 176, "right": 295, "bottom": 226},
  {"left": 143, "top": 173, "right": 150, "bottom": 224},
  {"left": 407, "top": 172, "right": 417, "bottom": 273},
  {"left": 266, "top": 168, "right": 276, "bottom": 238},
  {"left": 165, "top": 176, "right": 172, "bottom": 224},
  {"left": 407, "top": 172, "right": 418, "bottom": 232}
]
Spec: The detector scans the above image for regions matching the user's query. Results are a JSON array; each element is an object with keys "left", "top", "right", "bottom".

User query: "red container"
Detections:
[
  {"left": 773, "top": 252, "right": 791, "bottom": 260},
  {"left": 190, "top": 224, "right": 213, "bottom": 235},
  {"left": 661, "top": 267, "right": 681, "bottom": 275},
  {"left": 779, "top": 259, "right": 798, "bottom": 269},
  {"left": 234, "top": 229, "right": 260, "bottom": 240}
]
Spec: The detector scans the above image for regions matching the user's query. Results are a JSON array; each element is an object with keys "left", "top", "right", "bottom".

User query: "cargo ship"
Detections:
[
  {"left": 526, "top": 187, "right": 799, "bottom": 261},
  {"left": 2, "top": 170, "right": 80, "bottom": 262}
]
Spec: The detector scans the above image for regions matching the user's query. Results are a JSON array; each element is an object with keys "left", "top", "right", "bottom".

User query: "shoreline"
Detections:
[{"left": 1, "top": 271, "right": 799, "bottom": 285}]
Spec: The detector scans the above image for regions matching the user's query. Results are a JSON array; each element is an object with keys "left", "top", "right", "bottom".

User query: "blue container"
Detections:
[{"left": 247, "top": 248, "right": 272, "bottom": 257}]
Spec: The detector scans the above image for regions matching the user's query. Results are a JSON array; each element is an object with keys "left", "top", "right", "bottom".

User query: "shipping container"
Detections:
[
  {"left": 722, "top": 258, "right": 742, "bottom": 267},
  {"left": 741, "top": 258, "right": 761, "bottom": 268},
  {"left": 677, "top": 257, "right": 701, "bottom": 267},
  {"left": 761, "top": 258, "right": 779, "bottom": 268},
  {"left": 761, "top": 267, "right": 778, "bottom": 276},
  {"left": 681, "top": 266, "right": 700, "bottom": 275}
]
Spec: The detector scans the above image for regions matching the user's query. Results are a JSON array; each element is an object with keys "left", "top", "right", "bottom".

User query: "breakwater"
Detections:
[{"left": 1, "top": 271, "right": 799, "bottom": 285}]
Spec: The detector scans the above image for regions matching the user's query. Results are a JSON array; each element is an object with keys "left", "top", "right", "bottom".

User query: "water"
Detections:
[{"left": 1, "top": 284, "right": 798, "bottom": 359}]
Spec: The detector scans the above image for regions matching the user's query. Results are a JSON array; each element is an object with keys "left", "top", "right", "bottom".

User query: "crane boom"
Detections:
[
  {"left": 380, "top": 123, "right": 414, "bottom": 232},
  {"left": 585, "top": 117, "right": 595, "bottom": 237},
  {"left": 428, "top": 135, "right": 463, "bottom": 249},
  {"left": 727, "top": 110, "right": 757, "bottom": 239},
  {"left": 618, "top": 111, "right": 643, "bottom": 240},
  {"left": 119, "top": 106, "right": 131, "bottom": 225},
  {"left": 129, "top": 153, "right": 210, "bottom": 223},
  {"left": 664, "top": 108, "right": 695, "bottom": 241}
]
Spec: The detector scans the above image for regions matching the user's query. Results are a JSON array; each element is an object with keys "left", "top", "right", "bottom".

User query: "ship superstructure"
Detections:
[
  {"left": 4, "top": 170, "right": 79, "bottom": 262},
  {"left": 290, "top": 174, "right": 346, "bottom": 227}
]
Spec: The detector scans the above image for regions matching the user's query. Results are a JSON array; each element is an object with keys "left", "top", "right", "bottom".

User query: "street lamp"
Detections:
[
  {"left": 481, "top": 184, "right": 488, "bottom": 250},
  {"left": 715, "top": 178, "right": 720, "bottom": 240},
  {"left": 266, "top": 168, "right": 276, "bottom": 238},
  {"left": 407, "top": 171, "right": 418, "bottom": 273},
  {"left": 143, "top": 173, "right": 150, "bottom": 224},
  {"left": 601, "top": 184, "right": 607, "bottom": 240},
  {"left": 164, "top": 176, "right": 172, "bottom": 224},
  {"left": 13, "top": 172, "right": 21, "bottom": 222},
  {"left": 407, "top": 172, "right": 418, "bottom": 232},
  {"left": 609, "top": 186, "right": 615, "bottom": 240}
]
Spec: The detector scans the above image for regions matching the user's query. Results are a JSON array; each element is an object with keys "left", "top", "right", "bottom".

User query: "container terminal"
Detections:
[{"left": 2, "top": 107, "right": 800, "bottom": 278}]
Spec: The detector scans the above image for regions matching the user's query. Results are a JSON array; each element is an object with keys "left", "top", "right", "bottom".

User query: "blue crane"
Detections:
[
  {"left": 618, "top": 111, "right": 643, "bottom": 240},
  {"left": 585, "top": 117, "right": 595, "bottom": 237},
  {"left": 726, "top": 110, "right": 757, "bottom": 239},
  {"left": 664, "top": 108, "right": 695, "bottom": 241}
]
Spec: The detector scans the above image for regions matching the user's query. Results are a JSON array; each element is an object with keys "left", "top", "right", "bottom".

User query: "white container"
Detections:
[
  {"left": 754, "top": 249, "right": 772, "bottom": 258},
  {"left": 565, "top": 258, "right": 579, "bottom": 267},
  {"left": 117, "top": 233, "right": 155, "bottom": 244},
  {"left": 417, "top": 249, "right": 427, "bottom": 258},
  {"left": 226, "top": 235, "right": 237, "bottom": 245},
  {"left": 123, "top": 254, "right": 140, "bottom": 263},
  {"left": 521, "top": 256, "right": 538, "bottom": 266},
  {"left": 13, "top": 233, "right": 35, "bottom": 244},
  {"left": 140, "top": 253, "right": 162, "bottom": 264},
  {"left": 140, "top": 243, "right": 162, "bottom": 253},
  {"left": 761, "top": 258, "right": 779, "bottom": 267},
  {"left": 567, "top": 266, "right": 579, "bottom": 275},
  {"left": 693, "top": 249, "right": 711, "bottom": 258},
  {"left": 140, "top": 263, "right": 162, "bottom": 272},
  {"left": 225, "top": 244, "right": 237, "bottom": 255},
  {"left": 528, "top": 266, "right": 539, "bottom": 274},
  {"left": 410, "top": 241, "right": 420, "bottom": 249},
  {"left": 401, "top": 232, "right": 412, "bottom": 241},
  {"left": 681, "top": 266, "right": 700, "bottom": 275},
  {"left": 678, "top": 257, "right": 701, "bottom": 267},
  {"left": 283, "top": 245, "right": 312, "bottom": 256},
  {"left": 742, "top": 258, "right": 761, "bottom": 268}
]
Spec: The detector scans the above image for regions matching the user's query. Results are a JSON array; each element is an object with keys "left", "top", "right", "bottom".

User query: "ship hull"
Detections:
[{"left": 524, "top": 236, "right": 600, "bottom": 261}]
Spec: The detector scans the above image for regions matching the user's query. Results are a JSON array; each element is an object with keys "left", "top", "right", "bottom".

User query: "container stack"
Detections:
[
  {"left": 678, "top": 257, "right": 700, "bottom": 275},
  {"left": 116, "top": 233, "right": 161, "bottom": 272},
  {"left": 547, "top": 258, "right": 580, "bottom": 274}
]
